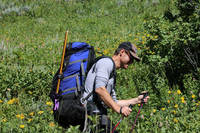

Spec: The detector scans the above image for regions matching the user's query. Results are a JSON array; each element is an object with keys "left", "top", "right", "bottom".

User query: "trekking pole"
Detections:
[
  {"left": 56, "top": 31, "right": 68, "bottom": 94},
  {"left": 53, "top": 31, "right": 68, "bottom": 111},
  {"left": 129, "top": 92, "right": 148, "bottom": 133},
  {"left": 112, "top": 105, "right": 133, "bottom": 133},
  {"left": 54, "top": 31, "right": 68, "bottom": 111}
]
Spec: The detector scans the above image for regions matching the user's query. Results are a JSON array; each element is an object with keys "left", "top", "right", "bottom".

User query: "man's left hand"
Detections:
[{"left": 137, "top": 91, "right": 149, "bottom": 104}]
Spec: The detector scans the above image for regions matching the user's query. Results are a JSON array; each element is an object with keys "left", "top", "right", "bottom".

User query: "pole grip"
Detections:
[{"left": 140, "top": 92, "right": 149, "bottom": 103}]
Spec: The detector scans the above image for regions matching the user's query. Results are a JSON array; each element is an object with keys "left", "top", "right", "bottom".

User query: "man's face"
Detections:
[{"left": 119, "top": 49, "right": 133, "bottom": 69}]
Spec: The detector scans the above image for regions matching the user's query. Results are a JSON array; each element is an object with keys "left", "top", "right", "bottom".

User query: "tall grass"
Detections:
[{"left": 1, "top": 0, "right": 199, "bottom": 132}]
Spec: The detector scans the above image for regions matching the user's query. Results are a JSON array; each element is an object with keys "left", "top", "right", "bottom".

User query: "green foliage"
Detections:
[
  {"left": 183, "top": 69, "right": 200, "bottom": 96},
  {"left": 0, "top": 0, "right": 199, "bottom": 132},
  {"left": 141, "top": 0, "right": 200, "bottom": 92}
]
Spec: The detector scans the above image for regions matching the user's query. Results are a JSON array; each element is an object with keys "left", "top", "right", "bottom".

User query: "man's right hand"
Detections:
[{"left": 120, "top": 106, "right": 132, "bottom": 117}]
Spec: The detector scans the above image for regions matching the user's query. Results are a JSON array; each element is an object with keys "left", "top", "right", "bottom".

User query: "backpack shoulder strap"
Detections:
[
  {"left": 92, "top": 56, "right": 116, "bottom": 79},
  {"left": 81, "top": 56, "right": 116, "bottom": 104}
]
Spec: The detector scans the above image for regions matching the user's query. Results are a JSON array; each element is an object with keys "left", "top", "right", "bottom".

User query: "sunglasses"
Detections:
[{"left": 125, "top": 50, "right": 134, "bottom": 64}]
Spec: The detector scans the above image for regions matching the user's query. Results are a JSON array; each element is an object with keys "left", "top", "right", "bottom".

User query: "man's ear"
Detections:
[{"left": 119, "top": 49, "right": 125, "bottom": 56}]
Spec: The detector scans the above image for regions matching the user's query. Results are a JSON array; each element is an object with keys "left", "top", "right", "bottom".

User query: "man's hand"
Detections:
[
  {"left": 137, "top": 91, "right": 149, "bottom": 104},
  {"left": 120, "top": 106, "right": 132, "bottom": 117}
]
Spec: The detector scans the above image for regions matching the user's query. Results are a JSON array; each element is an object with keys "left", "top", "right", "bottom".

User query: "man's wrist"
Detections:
[{"left": 137, "top": 97, "right": 141, "bottom": 104}]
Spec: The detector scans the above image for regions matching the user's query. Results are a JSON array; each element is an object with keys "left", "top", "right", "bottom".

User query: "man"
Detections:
[{"left": 83, "top": 42, "right": 149, "bottom": 132}]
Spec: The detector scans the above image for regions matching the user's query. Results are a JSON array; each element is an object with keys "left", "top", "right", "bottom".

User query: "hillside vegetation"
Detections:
[{"left": 0, "top": 0, "right": 199, "bottom": 132}]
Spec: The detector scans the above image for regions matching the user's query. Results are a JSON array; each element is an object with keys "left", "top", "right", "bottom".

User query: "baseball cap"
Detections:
[{"left": 118, "top": 42, "right": 141, "bottom": 62}]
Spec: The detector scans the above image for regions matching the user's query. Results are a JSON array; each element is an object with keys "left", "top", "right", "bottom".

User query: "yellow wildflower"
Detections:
[
  {"left": 2, "top": 118, "right": 7, "bottom": 122},
  {"left": 177, "top": 90, "right": 181, "bottom": 94},
  {"left": 154, "top": 35, "right": 158, "bottom": 39},
  {"left": 174, "top": 104, "right": 178, "bottom": 108},
  {"left": 7, "top": 99, "right": 15, "bottom": 104},
  {"left": 167, "top": 100, "right": 170, "bottom": 103},
  {"left": 181, "top": 96, "right": 185, "bottom": 103},
  {"left": 147, "top": 34, "right": 150, "bottom": 37},
  {"left": 16, "top": 114, "right": 25, "bottom": 119},
  {"left": 19, "top": 125, "right": 25, "bottom": 129},
  {"left": 7, "top": 98, "right": 18, "bottom": 104},
  {"left": 181, "top": 97, "right": 184, "bottom": 100},
  {"left": 29, "top": 112, "right": 34, "bottom": 116},
  {"left": 21, "top": 114, "right": 25, "bottom": 119},
  {"left": 28, "top": 119, "right": 33, "bottom": 123},
  {"left": 173, "top": 118, "right": 178, "bottom": 123},
  {"left": 168, "top": 90, "right": 172, "bottom": 94},
  {"left": 49, "top": 122, "right": 55, "bottom": 127},
  {"left": 38, "top": 111, "right": 44, "bottom": 115},
  {"left": 181, "top": 99, "right": 185, "bottom": 103},
  {"left": 50, "top": 111, "right": 53, "bottom": 114},
  {"left": 28, "top": 91, "right": 33, "bottom": 95},
  {"left": 46, "top": 101, "right": 53, "bottom": 106},
  {"left": 0, "top": 99, "right": 3, "bottom": 103},
  {"left": 172, "top": 110, "right": 176, "bottom": 114},
  {"left": 153, "top": 109, "right": 156, "bottom": 113},
  {"left": 103, "top": 50, "right": 108, "bottom": 55},
  {"left": 192, "top": 94, "right": 196, "bottom": 99},
  {"left": 16, "top": 114, "right": 21, "bottom": 118},
  {"left": 161, "top": 108, "right": 165, "bottom": 111}
]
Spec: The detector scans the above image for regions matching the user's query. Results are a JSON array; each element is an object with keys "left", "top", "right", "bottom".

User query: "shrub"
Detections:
[{"left": 141, "top": 0, "right": 200, "bottom": 94}]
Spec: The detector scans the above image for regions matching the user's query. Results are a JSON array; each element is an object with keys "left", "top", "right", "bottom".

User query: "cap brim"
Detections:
[{"left": 130, "top": 51, "right": 141, "bottom": 62}]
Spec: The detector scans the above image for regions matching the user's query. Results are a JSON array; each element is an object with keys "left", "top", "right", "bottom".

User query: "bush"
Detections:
[{"left": 141, "top": 0, "right": 200, "bottom": 94}]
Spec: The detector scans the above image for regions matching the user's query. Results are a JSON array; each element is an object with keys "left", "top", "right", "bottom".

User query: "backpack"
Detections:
[{"left": 49, "top": 42, "right": 116, "bottom": 130}]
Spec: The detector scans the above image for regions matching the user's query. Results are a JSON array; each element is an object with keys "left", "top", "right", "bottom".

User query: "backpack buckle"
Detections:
[
  {"left": 57, "top": 74, "right": 64, "bottom": 79},
  {"left": 80, "top": 97, "right": 86, "bottom": 105}
]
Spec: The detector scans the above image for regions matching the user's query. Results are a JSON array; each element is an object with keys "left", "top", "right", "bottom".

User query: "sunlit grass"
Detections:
[{"left": 0, "top": 0, "right": 199, "bottom": 132}]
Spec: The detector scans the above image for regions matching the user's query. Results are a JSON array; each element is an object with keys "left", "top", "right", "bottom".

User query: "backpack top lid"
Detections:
[
  {"left": 70, "top": 42, "right": 91, "bottom": 49},
  {"left": 65, "top": 42, "right": 92, "bottom": 57}
]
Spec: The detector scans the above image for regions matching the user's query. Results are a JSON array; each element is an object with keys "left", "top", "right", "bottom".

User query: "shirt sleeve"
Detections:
[{"left": 94, "top": 58, "right": 114, "bottom": 89}]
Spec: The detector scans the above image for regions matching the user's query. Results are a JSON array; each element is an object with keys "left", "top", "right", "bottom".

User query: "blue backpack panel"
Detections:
[{"left": 50, "top": 42, "right": 95, "bottom": 98}]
